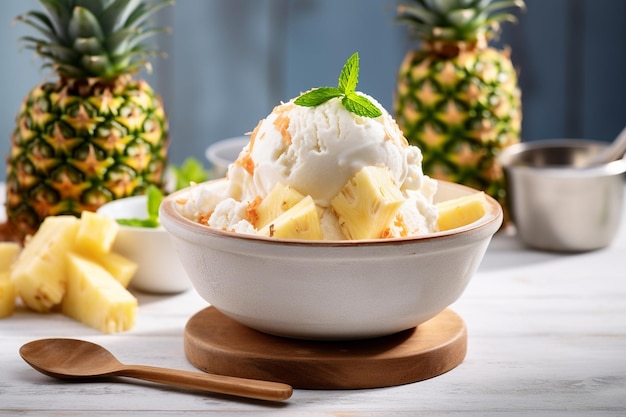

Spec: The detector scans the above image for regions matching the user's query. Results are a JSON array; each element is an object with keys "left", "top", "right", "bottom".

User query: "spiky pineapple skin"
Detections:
[
  {"left": 6, "top": 76, "right": 169, "bottom": 239},
  {"left": 394, "top": 45, "right": 521, "bottom": 208}
]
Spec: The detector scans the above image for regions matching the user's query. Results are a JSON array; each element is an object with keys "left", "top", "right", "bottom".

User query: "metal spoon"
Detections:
[
  {"left": 19, "top": 338, "right": 292, "bottom": 402},
  {"left": 584, "top": 125, "right": 626, "bottom": 166}
]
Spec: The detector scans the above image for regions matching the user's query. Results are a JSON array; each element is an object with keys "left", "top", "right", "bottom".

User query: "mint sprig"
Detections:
[
  {"left": 116, "top": 184, "right": 163, "bottom": 228},
  {"left": 294, "top": 52, "right": 382, "bottom": 118}
]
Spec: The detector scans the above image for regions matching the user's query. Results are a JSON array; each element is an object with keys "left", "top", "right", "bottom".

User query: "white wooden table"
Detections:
[{"left": 1, "top": 200, "right": 625, "bottom": 416}]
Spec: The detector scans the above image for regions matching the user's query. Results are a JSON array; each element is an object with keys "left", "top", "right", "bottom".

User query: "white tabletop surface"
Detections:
[{"left": 1, "top": 196, "right": 625, "bottom": 416}]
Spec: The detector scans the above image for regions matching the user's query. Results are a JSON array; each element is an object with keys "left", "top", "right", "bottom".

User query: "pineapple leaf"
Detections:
[
  {"left": 17, "top": 11, "right": 58, "bottom": 39},
  {"left": 30, "top": 39, "right": 80, "bottom": 62},
  {"left": 106, "top": 28, "right": 139, "bottom": 55},
  {"left": 14, "top": 14, "right": 60, "bottom": 44},
  {"left": 295, "top": 52, "right": 382, "bottom": 118},
  {"left": 126, "top": 0, "right": 174, "bottom": 30},
  {"left": 38, "top": 0, "right": 71, "bottom": 42},
  {"left": 101, "top": 0, "right": 142, "bottom": 34},
  {"left": 81, "top": 54, "right": 113, "bottom": 76},
  {"left": 73, "top": 37, "right": 105, "bottom": 55},
  {"left": 69, "top": 7, "right": 104, "bottom": 40}
]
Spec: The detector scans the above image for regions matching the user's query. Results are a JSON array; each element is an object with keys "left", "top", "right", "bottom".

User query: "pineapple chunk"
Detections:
[
  {"left": 330, "top": 166, "right": 404, "bottom": 240},
  {"left": 255, "top": 182, "right": 305, "bottom": 229},
  {"left": 95, "top": 251, "right": 138, "bottom": 288},
  {"left": 0, "top": 272, "right": 16, "bottom": 319},
  {"left": 11, "top": 216, "right": 80, "bottom": 313},
  {"left": 436, "top": 192, "right": 487, "bottom": 231},
  {"left": 258, "top": 196, "right": 323, "bottom": 240},
  {"left": 0, "top": 242, "right": 20, "bottom": 271},
  {"left": 76, "top": 211, "right": 119, "bottom": 256},
  {"left": 62, "top": 253, "right": 137, "bottom": 333}
]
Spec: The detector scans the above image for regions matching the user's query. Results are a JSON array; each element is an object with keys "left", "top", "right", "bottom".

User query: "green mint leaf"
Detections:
[
  {"left": 114, "top": 184, "right": 164, "bottom": 229},
  {"left": 294, "top": 52, "right": 380, "bottom": 118},
  {"left": 146, "top": 184, "right": 164, "bottom": 220},
  {"left": 171, "top": 157, "right": 210, "bottom": 190},
  {"left": 338, "top": 52, "right": 359, "bottom": 94},
  {"left": 294, "top": 87, "right": 343, "bottom": 107},
  {"left": 116, "top": 218, "right": 161, "bottom": 228},
  {"left": 342, "top": 93, "right": 383, "bottom": 118}
]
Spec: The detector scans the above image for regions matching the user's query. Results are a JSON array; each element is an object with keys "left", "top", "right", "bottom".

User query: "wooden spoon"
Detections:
[{"left": 19, "top": 338, "right": 292, "bottom": 402}]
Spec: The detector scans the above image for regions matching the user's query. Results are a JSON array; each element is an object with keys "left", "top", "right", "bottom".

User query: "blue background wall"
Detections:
[{"left": 0, "top": 0, "right": 624, "bottom": 179}]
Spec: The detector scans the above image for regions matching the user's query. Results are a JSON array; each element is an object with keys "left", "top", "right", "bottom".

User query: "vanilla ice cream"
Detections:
[{"left": 178, "top": 91, "right": 438, "bottom": 240}]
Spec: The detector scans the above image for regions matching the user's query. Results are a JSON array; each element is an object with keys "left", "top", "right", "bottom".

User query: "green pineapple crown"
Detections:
[
  {"left": 14, "top": 0, "right": 173, "bottom": 81},
  {"left": 397, "top": 0, "right": 525, "bottom": 43}
]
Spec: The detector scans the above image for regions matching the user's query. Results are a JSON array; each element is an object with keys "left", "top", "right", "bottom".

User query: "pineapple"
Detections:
[
  {"left": 436, "top": 192, "right": 487, "bottom": 231},
  {"left": 330, "top": 166, "right": 404, "bottom": 240},
  {"left": 76, "top": 211, "right": 119, "bottom": 255},
  {"left": 258, "top": 196, "right": 323, "bottom": 240},
  {"left": 0, "top": 242, "right": 21, "bottom": 270},
  {"left": 10, "top": 215, "right": 80, "bottom": 313},
  {"left": 394, "top": 0, "right": 524, "bottom": 214},
  {"left": 93, "top": 251, "right": 138, "bottom": 288},
  {"left": 63, "top": 253, "right": 137, "bottom": 333},
  {"left": 255, "top": 183, "right": 306, "bottom": 229},
  {"left": 0, "top": 271, "right": 16, "bottom": 318},
  {"left": 7, "top": 0, "right": 172, "bottom": 240}
]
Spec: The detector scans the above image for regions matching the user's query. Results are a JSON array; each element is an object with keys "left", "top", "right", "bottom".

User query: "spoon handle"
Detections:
[{"left": 118, "top": 364, "right": 293, "bottom": 402}]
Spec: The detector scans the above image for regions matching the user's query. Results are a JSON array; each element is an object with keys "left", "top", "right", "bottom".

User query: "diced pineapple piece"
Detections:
[
  {"left": 436, "top": 192, "right": 487, "bottom": 231},
  {"left": 62, "top": 253, "right": 137, "bottom": 334},
  {"left": 255, "top": 182, "right": 305, "bottom": 229},
  {"left": 94, "top": 251, "right": 138, "bottom": 288},
  {"left": 330, "top": 166, "right": 404, "bottom": 240},
  {"left": 11, "top": 216, "right": 80, "bottom": 313},
  {"left": 0, "top": 272, "right": 16, "bottom": 319},
  {"left": 0, "top": 242, "right": 20, "bottom": 271},
  {"left": 76, "top": 211, "right": 119, "bottom": 256},
  {"left": 259, "top": 196, "right": 323, "bottom": 240}
]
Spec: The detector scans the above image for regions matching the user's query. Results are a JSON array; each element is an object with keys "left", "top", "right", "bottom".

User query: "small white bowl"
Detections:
[
  {"left": 204, "top": 136, "right": 249, "bottom": 178},
  {"left": 160, "top": 180, "right": 502, "bottom": 340},
  {"left": 97, "top": 195, "right": 192, "bottom": 294}
]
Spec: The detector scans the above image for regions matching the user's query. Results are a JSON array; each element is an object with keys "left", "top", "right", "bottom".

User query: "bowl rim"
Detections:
[
  {"left": 204, "top": 136, "right": 250, "bottom": 168},
  {"left": 159, "top": 179, "right": 503, "bottom": 248},
  {"left": 498, "top": 139, "right": 626, "bottom": 176}
]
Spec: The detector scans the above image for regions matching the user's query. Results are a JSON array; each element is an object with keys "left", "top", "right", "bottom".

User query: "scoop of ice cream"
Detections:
[
  {"left": 179, "top": 91, "right": 438, "bottom": 238},
  {"left": 226, "top": 92, "right": 428, "bottom": 206}
]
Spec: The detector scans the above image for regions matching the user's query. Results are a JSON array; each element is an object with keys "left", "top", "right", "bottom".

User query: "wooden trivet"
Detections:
[{"left": 184, "top": 307, "right": 467, "bottom": 389}]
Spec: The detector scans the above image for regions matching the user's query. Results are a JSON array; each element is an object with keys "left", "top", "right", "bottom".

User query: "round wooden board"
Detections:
[{"left": 184, "top": 307, "right": 467, "bottom": 389}]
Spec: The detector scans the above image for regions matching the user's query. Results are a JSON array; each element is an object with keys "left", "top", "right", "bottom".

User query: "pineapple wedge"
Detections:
[
  {"left": 76, "top": 211, "right": 119, "bottom": 256},
  {"left": 11, "top": 216, "right": 80, "bottom": 313},
  {"left": 256, "top": 182, "right": 305, "bottom": 229},
  {"left": 0, "top": 243, "right": 20, "bottom": 319},
  {"left": 0, "top": 272, "right": 16, "bottom": 318},
  {"left": 436, "top": 192, "right": 487, "bottom": 231},
  {"left": 0, "top": 242, "right": 20, "bottom": 270},
  {"left": 330, "top": 166, "right": 404, "bottom": 240},
  {"left": 62, "top": 253, "right": 137, "bottom": 333},
  {"left": 258, "top": 196, "right": 323, "bottom": 240},
  {"left": 95, "top": 251, "right": 138, "bottom": 288}
]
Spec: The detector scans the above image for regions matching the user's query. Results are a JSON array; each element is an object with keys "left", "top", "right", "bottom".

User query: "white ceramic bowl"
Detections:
[
  {"left": 160, "top": 180, "right": 502, "bottom": 340},
  {"left": 204, "top": 136, "right": 249, "bottom": 178},
  {"left": 97, "top": 195, "right": 192, "bottom": 294}
]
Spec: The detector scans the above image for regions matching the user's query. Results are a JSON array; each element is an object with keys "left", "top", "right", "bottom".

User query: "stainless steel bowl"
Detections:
[{"left": 498, "top": 139, "right": 626, "bottom": 252}]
